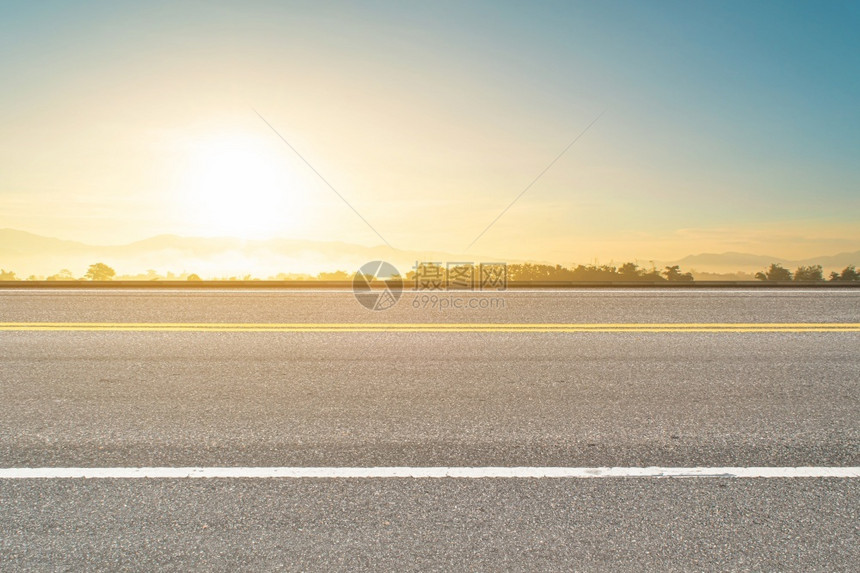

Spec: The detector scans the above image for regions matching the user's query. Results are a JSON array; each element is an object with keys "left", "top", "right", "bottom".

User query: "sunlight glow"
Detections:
[{"left": 179, "top": 135, "right": 305, "bottom": 239}]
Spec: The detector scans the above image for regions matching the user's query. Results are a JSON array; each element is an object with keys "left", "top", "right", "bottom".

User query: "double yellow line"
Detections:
[{"left": 1, "top": 322, "right": 859, "bottom": 333}]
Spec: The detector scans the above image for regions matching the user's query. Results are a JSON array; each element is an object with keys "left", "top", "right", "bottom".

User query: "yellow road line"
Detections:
[{"left": 0, "top": 322, "right": 858, "bottom": 332}]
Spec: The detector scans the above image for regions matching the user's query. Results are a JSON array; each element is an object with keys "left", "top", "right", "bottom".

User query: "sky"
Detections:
[{"left": 1, "top": 0, "right": 859, "bottom": 266}]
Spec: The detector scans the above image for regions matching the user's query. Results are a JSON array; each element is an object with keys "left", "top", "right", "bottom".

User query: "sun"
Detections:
[{"left": 179, "top": 134, "right": 305, "bottom": 239}]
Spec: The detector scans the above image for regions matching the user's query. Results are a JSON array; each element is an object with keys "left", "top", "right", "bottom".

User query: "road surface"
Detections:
[{"left": 0, "top": 288, "right": 858, "bottom": 571}]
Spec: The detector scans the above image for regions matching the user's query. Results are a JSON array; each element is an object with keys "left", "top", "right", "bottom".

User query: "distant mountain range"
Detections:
[
  {"left": 1, "top": 229, "right": 858, "bottom": 278},
  {"left": 669, "top": 251, "right": 860, "bottom": 273}
]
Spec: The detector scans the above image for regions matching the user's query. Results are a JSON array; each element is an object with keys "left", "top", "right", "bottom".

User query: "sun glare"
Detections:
[{"left": 179, "top": 135, "right": 305, "bottom": 239}]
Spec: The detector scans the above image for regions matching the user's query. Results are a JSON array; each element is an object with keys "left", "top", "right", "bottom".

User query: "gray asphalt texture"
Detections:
[{"left": 0, "top": 289, "right": 858, "bottom": 571}]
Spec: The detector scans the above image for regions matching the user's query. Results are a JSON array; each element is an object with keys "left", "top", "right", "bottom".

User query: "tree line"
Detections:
[
  {"left": 497, "top": 262, "right": 858, "bottom": 282},
  {"left": 1, "top": 262, "right": 858, "bottom": 282},
  {"left": 0, "top": 263, "right": 117, "bottom": 281},
  {"left": 754, "top": 263, "right": 859, "bottom": 282},
  {"left": 504, "top": 263, "right": 694, "bottom": 282}
]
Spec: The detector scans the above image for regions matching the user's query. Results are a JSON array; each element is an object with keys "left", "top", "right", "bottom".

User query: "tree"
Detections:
[
  {"left": 0, "top": 269, "right": 17, "bottom": 281},
  {"left": 84, "top": 263, "right": 116, "bottom": 281},
  {"left": 186, "top": 273, "right": 202, "bottom": 281},
  {"left": 637, "top": 261, "right": 663, "bottom": 281},
  {"left": 46, "top": 269, "right": 74, "bottom": 281},
  {"left": 755, "top": 263, "right": 792, "bottom": 281},
  {"left": 640, "top": 268, "right": 666, "bottom": 281},
  {"left": 793, "top": 265, "right": 823, "bottom": 281},
  {"left": 838, "top": 265, "right": 859, "bottom": 282},
  {"left": 617, "top": 262, "right": 641, "bottom": 280},
  {"left": 663, "top": 265, "right": 694, "bottom": 282}
]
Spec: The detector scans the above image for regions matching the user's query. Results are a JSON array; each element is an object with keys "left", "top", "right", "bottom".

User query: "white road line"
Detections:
[{"left": 0, "top": 467, "right": 857, "bottom": 479}]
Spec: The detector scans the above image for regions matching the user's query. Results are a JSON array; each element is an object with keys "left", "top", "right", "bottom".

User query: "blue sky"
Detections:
[{"left": 1, "top": 0, "right": 858, "bottom": 262}]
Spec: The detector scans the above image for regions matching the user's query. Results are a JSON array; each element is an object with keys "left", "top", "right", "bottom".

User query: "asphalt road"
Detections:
[{"left": 0, "top": 289, "right": 858, "bottom": 571}]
